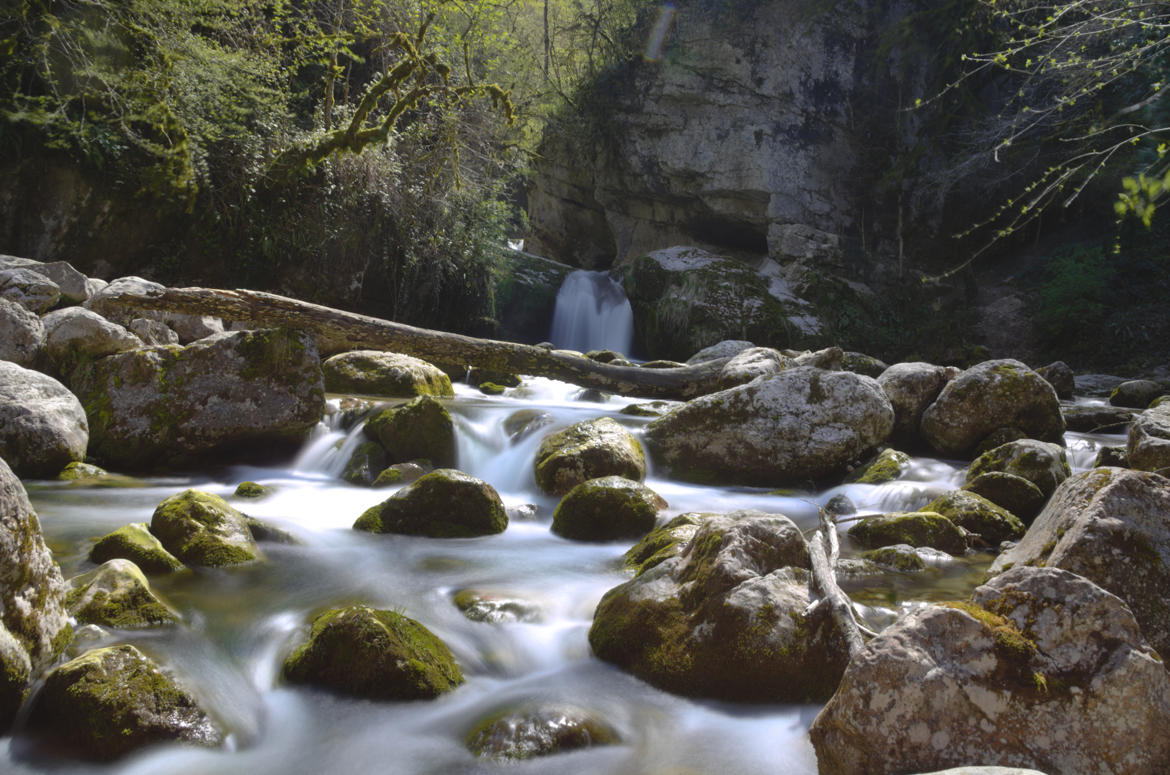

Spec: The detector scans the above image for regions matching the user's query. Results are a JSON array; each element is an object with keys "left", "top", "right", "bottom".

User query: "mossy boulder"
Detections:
[
  {"left": 533, "top": 418, "right": 645, "bottom": 496},
  {"left": 71, "top": 328, "right": 324, "bottom": 471},
  {"left": 645, "top": 367, "right": 894, "bottom": 487},
  {"left": 923, "top": 490, "right": 1025, "bottom": 546},
  {"left": 0, "top": 361, "right": 89, "bottom": 478},
  {"left": 342, "top": 441, "right": 389, "bottom": 486},
  {"left": 623, "top": 512, "right": 710, "bottom": 575},
  {"left": 65, "top": 559, "right": 179, "bottom": 628},
  {"left": 89, "top": 522, "right": 185, "bottom": 573},
  {"left": 920, "top": 359, "right": 1065, "bottom": 459},
  {"left": 26, "top": 644, "right": 222, "bottom": 761},
  {"left": 363, "top": 395, "right": 456, "bottom": 468},
  {"left": 590, "top": 513, "right": 849, "bottom": 702},
  {"left": 57, "top": 461, "right": 108, "bottom": 481},
  {"left": 353, "top": 469, "right": 507, "bottom": 537},
  {"left": 990, "top": 467, "right": 1170, "bottom": 659},
  {"left": 963, "top": 473, "right": 1046, "bottom": 524},
  {"left": 1109, "top": 379, "right": 1165, "bottom": 409},
  {"left": 322, "top": 350, "right": 454, "bottom": 397},
  {"left": 234, "top": 481, "right": 271, "bottom": 498},
  {"left": 282, "top": 605, "right": 463, "bottom": 700},
  {"left": 465, "top": 703, "right": 620, "bottom": 759},
  {"left": 149, "top": 489, "right": 260, "bottom": 567},
  {"left": 810, "top": 567, "right": 1170, "bottom": 775},
  {"left": 1127, "top": 403, "right": 1170, "bottom": 473},
  {"left": 551, "top": 476, "right": 666, "bottom": 542},
  {"left": 846, "top": 448, "right": 910, "bottom": 484},
  {"left": 860, "top": 544, "right": 929, "bottom": 573},
  {"left": 452, "top": 589, "right": 541, "bottom": 624},
  {"left": 0, "top": 456, "right": 71, "bottom": 729},
  {"left": 840, "top": 351, "right": 888, "bottom": 378},
  {"left": 372, "top": 461, "right": 428, "bottom": 487},
  {"left": 966, "top": 439, "right": 1070, "bottom": 498},
  {"left": 847, "top": 512, "right": 967, "bottom": 555},
  {"left": 876, "top": 361, "right": 959, "bottom": 449}
]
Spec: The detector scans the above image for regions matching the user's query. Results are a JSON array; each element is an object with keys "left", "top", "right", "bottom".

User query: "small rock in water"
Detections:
[
  {"left": 551, "top": 476, "right": 666, "bottom": 542},
  {"left": 453, "top": 589, "right": 541, "bottom": 624},
  {"left": 234, "top": 481, "right": 272, "bottom": 498},
  {"left": 465, "top": 703, "right": 620, "bottom": 759}
]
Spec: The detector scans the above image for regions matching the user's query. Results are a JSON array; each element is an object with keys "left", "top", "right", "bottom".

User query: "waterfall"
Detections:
[{"left": 548, "top": 270, "right": 635, "bottom": 354}]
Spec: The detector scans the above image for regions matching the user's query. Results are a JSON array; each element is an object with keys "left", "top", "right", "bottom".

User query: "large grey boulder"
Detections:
[
  {"left": 0, "top": 256, "right": 91, "bottom": 304},
  {"left": 716, "top": 346, "right": 792, "bottom": 389},
  {"left": 1128, "top": 404, "right": 1170, "bottom": 473},
  {"left": 322, "top": 350, "right": 453, "bottom": 397},
  {"left": 810, "top": 566, "right": 1170, "bottom": 775},
  {"left": 533, "top": 417, "right": 646, "bottom": 496},
  {"left": 990, "top": 467, "right": 1170, "bottom": 657},
  {"left": 645, "top": 367, "right": 893, "bottom": 486},
  {"left": 27, "top": 644, "right": 222, "bottom": 761},
  {"left": 877, "top": 363, "right": 957, "bottom": 445},
  {"left": 71, "top": 328, "right": 323, "bottom": 470},
  {"left": 0, "top": 297, "right": 45, "bottom": 367},
  {"left": 0, "top": 361, "right": 88, "bottom": 478},
  {"left": 920, "top": 359, "right": 1065, "bottom": 458},
  {"left": 589, "top": 512, "right": 850, "bottom": 702},
  {"left": 0, "top": 267, "right": 60, "bottom": 313},
  {"left": 0, "top": 456, "right": 71, "bottom": 728},
  {"left": 1110, "top": 379, "right": 1165, "bottom": 409},
  {"left": 42, "top": 306, "right": 144, "bottom": 376}
]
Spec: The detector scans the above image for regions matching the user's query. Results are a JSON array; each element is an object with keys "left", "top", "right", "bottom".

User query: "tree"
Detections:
[{"left": 951, "top": 0, "right": 1170, "bottom": 243}]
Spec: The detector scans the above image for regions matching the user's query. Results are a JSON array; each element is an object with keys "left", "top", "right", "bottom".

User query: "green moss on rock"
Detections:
[
  {"left": 861, "top": 544, "right": 928, "bottom": 572},
  {"left": 322, "top": 351, "right": 454, "bottom": 398},
  {"left": 233, "top": 481, "right": 271, "bottom": 498},
  {"left": 624, "top": 513, "right": 710, "bottom": 575},
  {"left": 89, "top": 523, "right": 185, "bottom": 574},
  {"left": 533, "top": 418, "right": 646, "bottom": 496},
  {"left": 282, "top": 605, "right": 463, "bottom": 699},
  {"left": 847, "top": 448, "right": 910, "bottom": 484},
  {"left": 465, "top": 703, "right": 620, "bottom": 759},
  {"left": 353, "top": 469, "right": 508, "bottom": 537},
  {"left": 363, "top": 396, "right": 456, "bottom": 468},
  {"left": 847, "top": 512, "right": 967, "bottom": 555},
  {"left": 149, "top": 489, "right": 260, "bottom": 567},
  {"left": 925, "top": 490, "right": 1025, "bottom": 545},
  {"left": 551, "top": 476, "right": 666, "bottom": 542},
  {"left": 65, "top": 560, "right": 179, "bottom": 628}
]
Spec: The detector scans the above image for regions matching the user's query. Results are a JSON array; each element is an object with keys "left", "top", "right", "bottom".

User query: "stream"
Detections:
[{"left": 2, "top": 380, "right": 1122, "bottom": 774}]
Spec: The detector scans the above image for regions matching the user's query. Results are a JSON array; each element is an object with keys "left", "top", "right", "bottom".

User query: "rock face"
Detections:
[
  {"left": 589, "top": 512, "right": 850, "bottom": 702},
  {"left": 550, "top": 476, "right": 666, "bottom": 542},
  {"left": 282, "top": 605, "right": 464, "bottom": 700},
  {"left": 65, "top": 559, "right": 179, "bottom": 628},
  {"left": 322, "top": 350, "right": 454, "bottom": 397},
  {"left": 27, "top": 644, "right": 222, "bottom": 761},
  {"left": 809, "top": 566, "right": 1170, "bottom": 775},
  {"left": 465, "top": 703, "right": 620, "bottom": 759},
  {"left": 150, "top": 489, "right": 260, "bottom": 567},
  {"left": 72, "top": 328, "right": 324, "bottom": 470},
  {"left": 1128, "top": 403, "right": 1170, "bottom": 473},
  {"left": 354, "top": 469, "right": 507, "bottom": 537},
  {"left": 990, "top": 467, "right": 1170, "bottom": 658},
  {"left": 533, "top": 418, "right": 646, "bottom": 496},
  {"left": 920, "top": 360, "right": 1064, "bottom": 458},
  {"left": 620, "top": 247, "right": 795, "bottom": 360},
  {"left": 0, "top": 297, "right": 44, "bottom": 367},
  {"left": 0, "top": 456, "right": 71, "bottom": 728},
  {"left": 0, "top": 361, "right": 88, "bottom": 478},
  {"left": 645, "top": 367, "right": 893, "bottom": 486},
  {"left": 363, "top": 395, "right": 457, "bottom": 469}
]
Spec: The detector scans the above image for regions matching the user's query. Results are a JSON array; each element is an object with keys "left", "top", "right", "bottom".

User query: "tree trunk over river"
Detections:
[{"left": 106, "top": 286, "right": 730, "bottom": 399}]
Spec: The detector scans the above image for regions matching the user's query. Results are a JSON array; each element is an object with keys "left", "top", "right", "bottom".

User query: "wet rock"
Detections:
[
  {"left": 57, "top": 461, "right": 107, "bottom": 481},
  {"left": 962, "top": 473, "right": 1045, "bottom": 524},
  {"left": 65, "top": 559, "right": 179, "bottom": 628},
  {"left": 646, "top": 367, "right": 893, "bottom": 486},
  {"left": 89, "top": 522, "right": 185, "bottom": 573},
  {"left": 685, "top": 339, "right": 755, "bottom": 364},
  {"left": 0, "top": 456, "right": 71, "bottom": 728},
  {"left": 990, "top": 467, "right": 1170, "bottom": 657},
  {"left": 1109, "top": 379, "right": 1165, "bottom": 409},
  {"left": 840, "top": 351, "right": 887, "bottom": 378},
  {"left": 810, "top": 566, "right": 1170, "bottom": 775},
  {"left": 618, "top": 400, "right": 675, "bottom": 418},
  {"left": 824, "top": 494, "right": 856, "bottom": 516},
  {"left": 465, "top": 703, "right": 620, "bottom": 759},
  {"left": 860, "top": 544, "right": 929, "bottom": 572},
  {"left": 847, "top": 512, "right": 967, "bottom": 555},
  {"left": 234, "top": 481, "right": 271, "bottom": 498},
  {"left": 282, "top": 605, "right": 463, "bottom": 699},
  {"left": 923, "top": 490, "right": 1025, "bottom": 546},
  {"left": 1128, "top": 403, "right": 1170, "bottom": 473},
  {"left": 453, "top": 589, "right": 541, "bottom": 624},
  {"left": 373, "top": 461, "right": 428, "bottom": 487},
  {"left": 363, "top": 395, "right": 456, "bottom": 468},
  {"left": 42, "top": 307, "right": 143, "bottom": 376},
  {"left": 1035, "top": 360, "right": 1074, "bottom": 400},
  {"left": 876, "top": 361, "right": 958, "bottom": 448},
  {"left": 342, "top": 441, "right": 389, "bottom": 486},
  {"left": 920, "top": 359, "right": 1064, "bottom": 458},
  {"left": 27, "top": 644, "right": 222, "bottom": 761},
  {"left": 1061, "top": 403, "right": 1134, "bottom": 433},
  {"left": 0, "top": 362, "right": 88, "bottom": 478},
  {"left": 150, "top": 489, "right": 260, "bottom": 567},
  {"left": 478, "top": 382, "right": 507, "bottom": 395},
  {"left": 590, "top": 513, "right": 849, "bottom": 702},
  {"left": 354, "top": 469, "right": 507, "bottom": 537},
  {"left": 467, "top": 368, "right": 522, "bottom": 388},
  {"left": 0, "top": 267, "right": 60, "bottom": 313},
  {"left": 72, "top": 328, "right": 324, "bottom": 471},
  {"left": 551, "top": 476, "right": 666, "bottom": 542},
  {"left": 623, "top": 512, "right": 710, "bottom": 575},
  {"left": 966, "top": 439, "right": 1069, "bottom": 498},
  {"left": 503, "top": 409, "right": 554, "bottom": 442},
  {"left": 322, "top": 350, "right": 453, "bottom": 398},
  {"left": 128, "top": 317, "right": 180, "bottom": 346},
  {"left": 534, "top": 417, "right": 645, "bottom": 496},
  {"left": 0, "top": 297, "right": 44, "bottom": 367},
  {"left": 846, "top": 448, "right": 910, "bottom": 484},
  {"left": 716, "top": 346, "right": 792, "bottom": 389},
  {"left": 1073, "top": 373, "right": 1126, "bottom": 397},
  {"left": 244, "top": 516, "right": 298, "bottom": 545}
]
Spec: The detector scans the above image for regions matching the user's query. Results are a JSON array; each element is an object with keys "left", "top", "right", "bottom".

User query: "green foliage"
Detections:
[{"left": 1034, "top": 242, "right": 1115, "bottom": 346}]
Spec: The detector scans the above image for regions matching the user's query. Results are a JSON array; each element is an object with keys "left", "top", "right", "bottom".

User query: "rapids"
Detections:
[{"left": 3, "top": 380, "right": 1122, "bottom": 774}]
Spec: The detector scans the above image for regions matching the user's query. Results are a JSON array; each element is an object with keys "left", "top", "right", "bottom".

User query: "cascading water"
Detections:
[{"left": 548, "top": 270, "right": 635, "bottom": 355}]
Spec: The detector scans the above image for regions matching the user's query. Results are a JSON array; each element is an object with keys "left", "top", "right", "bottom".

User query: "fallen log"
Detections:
[
  {"left": 807, "top": 508, "right": 873, "bottom": 661},
  {"left": 104, "top": 285, "right": 730, "bottom": 399}
]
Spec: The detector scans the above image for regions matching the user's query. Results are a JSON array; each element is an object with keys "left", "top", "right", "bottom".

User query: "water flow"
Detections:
[{"left": 549, "top": 270, "right": 635, "bottom": 354}]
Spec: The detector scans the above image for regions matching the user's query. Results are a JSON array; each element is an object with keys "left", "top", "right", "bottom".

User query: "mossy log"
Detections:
[{"left": 102, "top": 286, "right": 732, "bottom": 399}]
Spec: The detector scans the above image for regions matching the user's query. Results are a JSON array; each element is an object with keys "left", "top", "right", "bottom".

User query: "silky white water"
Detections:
[
  {"left": 3, "top": 384, "right": 1120, "bottom": 774},
  {"left": 548, "top": 270, "right": 635, "bottom": 355}
]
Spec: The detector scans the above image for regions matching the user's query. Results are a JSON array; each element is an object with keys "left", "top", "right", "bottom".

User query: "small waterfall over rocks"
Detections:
[{"left": 548, "top": 270, "right": 635, "bottom": 355}]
